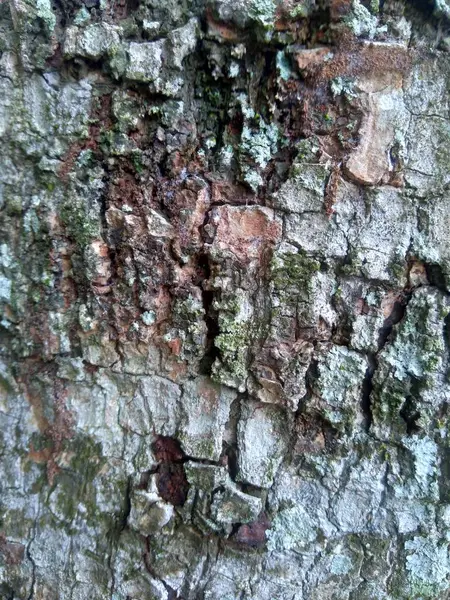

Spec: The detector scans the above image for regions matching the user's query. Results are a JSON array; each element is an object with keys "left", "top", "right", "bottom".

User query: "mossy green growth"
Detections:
[
  {"left": 130, "top": 150, "right": 144, "bottom": 174},
  {"left": 60, "top": 195, "right": 101, "bottom": 248},
  {"left": 111, "top": 91, "right": 145, "bottom": 133},
  {"left": 294, "top": 137, "right": 321, "bottom": 164},
  {"left": 214, "top": 321, "right": 249, "bottom": 383},
  {"left": 0, "top": 506, "right": 36, "bottom": 540},
  {"left": 5, "top": 196, "right": 23, "bottom": 216},
  {"left": 290, "top": 1, "right": 311, "bottom": 19},
  {"left": 66, "top": 435, "right": 105, "bottom": 479},
  {"left": 36, "top": 0, "right": 56, "bottom": 33},
  {"left": 204, "top": 87, "right": 223, "bottom": 108},
  {"left": 211, "top": 294, "right": 252, "bottom": 390},
  {"left": 108, "top": 43, "right": 128, "bottom": 79},
  {"left": 371, "top": 377, "right": 407, "bottom": 426},
  {"left": 370, "top": 0, "right": 380, "bottom": 14},
  {"left": 271, "top": 250, "right": 320, "bottom": 305},
  {"left": 181, "top": 435, "right": 217, "bottom": 461},
  {"left": 387, "top": 255, "right": 407, "bottom": 283},
  {"left": 49, "top": 435, "right": 127, "bottom": 532},
  {"left": 0, "top": 369, "right": 15, "bottom": 396},
  {"left": 409, "top": 583, "right": 445, "bottom": 599}
]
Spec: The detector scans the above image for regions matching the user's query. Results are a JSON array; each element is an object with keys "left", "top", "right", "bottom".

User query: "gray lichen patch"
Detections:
[
  {"left": 126, "top": 40, "right": 165, "bottom": 83},
  {"left": 178, "top": 377, "right": 236, "bottom": 461},
  {"left": 372, "top": 288, "right": 449, "bottom": 440},
  {"left": 237, "top": 400, "right": 290, "bottom": 488},
  {"left": 314, "top": 345, "right": 369, "bottom": 432},
  {"left": 64, "top": 23, "right": 121, "bottom": 61}
]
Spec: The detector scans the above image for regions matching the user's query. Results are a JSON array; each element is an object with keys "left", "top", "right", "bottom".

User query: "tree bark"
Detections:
[{"left": 0, "top": 0, "right": 450, "bottom": 598}]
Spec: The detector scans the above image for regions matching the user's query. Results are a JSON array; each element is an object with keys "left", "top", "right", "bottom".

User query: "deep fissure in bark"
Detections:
[
  {"left": 425, "top": 262, "right": 449, "bottom": 294},
  {"left": 197, "top": 253, "right": 221, "bottom": 376},
  {"left": 399, "top": 395, "right": 422, "bottom": 435},
  {"left": 377, "top": 290, "right": 413, "bottom": 350},
  {"left": 361, "top": 352, "right": 376, "bottom": 432}
]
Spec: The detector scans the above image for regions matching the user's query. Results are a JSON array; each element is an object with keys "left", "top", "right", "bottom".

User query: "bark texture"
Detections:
[{"left": 1, "top": 0, "right": 450, "bottom": 598}]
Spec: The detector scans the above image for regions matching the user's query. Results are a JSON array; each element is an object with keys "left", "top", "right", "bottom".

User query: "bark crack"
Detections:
[{"left": 26, "top": 501, "right": 40, "bottom": 600}]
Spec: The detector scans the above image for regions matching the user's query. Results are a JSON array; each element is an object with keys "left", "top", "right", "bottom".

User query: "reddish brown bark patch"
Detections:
[
  {"left": 205, "top": 8, "right": 240, "bottom": 41},
  {"left": 210, "top": 205, "right": 281, "bottom": 264},
  {"left": 152, "top": 436, "right": 185, "bottom": 463},
  {"left": 294, "top": 413, "right": 339, "bottom": 456},
  {"left": 152, "top": 436, "right": 189, "bottom": 506},
  {"left": 330, "top": 0, "right": 352, "bottom": 21},
  {"left": 211, "top": 181, "right": 255, "bottom": 206},
  {"left": 232, "top": 513, "right": 271, "bottom": 548},
  {"left": 19, "top": 366, "right": 74, "bottom": 485},
  {"left": 0, "top": 535, "right": 25, "bottom": 566},
  {"left": 309, "top": 36, "right": 412, "bottom": 82},
  {"left": 59, "top": 94, "right": 112, "bottom": 182},
  {"left": 155, "top": 463, "right": 189, "bottom": 507}
]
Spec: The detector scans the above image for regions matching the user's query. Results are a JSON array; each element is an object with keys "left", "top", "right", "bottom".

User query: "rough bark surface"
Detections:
[{"left": 0, "top": 0, "right": 450, "bottom": 598}]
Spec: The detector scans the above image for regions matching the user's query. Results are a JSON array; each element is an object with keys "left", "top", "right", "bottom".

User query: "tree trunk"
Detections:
[{"left": 1, "top": 0, "right": 450, "bottom": 598}]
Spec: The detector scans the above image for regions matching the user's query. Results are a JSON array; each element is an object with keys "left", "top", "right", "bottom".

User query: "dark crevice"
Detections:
[
  {"left": 224, "top": 443, "right": 239, "bottom": 481},
  {"left": 238, "top": 481, "right": 265, "bottom": 497},
  {"left": 294, "top": 358, "right": 318, "bottom": 421},
  {"left": 136, "top": 469, "right": 157, "bottom": 490},
  {"left": 358, "top": 284, "right": 420, "bottom": 435},
  {"left": 361, "top": 353, "right": 376, "bottom": 432},
  {"left": 152, "top": 435, "right": 228, "bottom": 468},
  {"left": 26, "top": 529, "right": 37, "bottom": 600},
  {"left": 293, "top": 409, "right": 341, "bottom": 459},
  {"left": 197, "top": 253, "right": 221, "bottom": 376},
  {"left": 118, "top": 476, "right": 132, "bottom": 532},
  {"left": 222, "top": 394, "right": 243, "bottom": 482},
  {"left": 165, "top": 583, "right": 181, "bottom": 600},
  {"left": 424, "top": 262, "right": 449, "bottom": 294},
  {"left": 210, "top": 485, "right": 226, "bottom": 505},
  {"left": 200, "top": 207, "right": 214, "bottom": 244},
  {"left": 331, "top": 320, "right": 353, "bottom": 346},
  {"left": 399, "top": 396, "right": 421, "bottom": 435},
  {"left": 405, "top": 0, "right": 436, "bottom": 19},
  {"left": 143, "top": 542, "right": 181, "bottom": 600},
  {"left": 229, "top": 522, "right": 242, "bottom": 537},
  {"left": 199, "top": 286, "right": 221, "bottom": 375},
  {"left": 254, "top": 49, "right": 278, "bottom": 124},
  {"left": 360, "top": 289, "right": 415, "bottom": 433},
  {"left": 377, "top": 290, "right": 413, "bottom": 350},
  {"left": 106, "top": 474, "right": 132, "bottom": 598},
  {"left": 444, "top": 314, "right": 450, "bottom": 379},
  {"left": 0, "top": 585, "right": 16, "bottom": 600}
]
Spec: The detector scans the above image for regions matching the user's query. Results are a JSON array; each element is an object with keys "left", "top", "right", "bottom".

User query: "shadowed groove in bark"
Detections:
[
  {"left": 399, "top": 395, "right": 421, "bottom": 434},
  {"left": 197, "top": 253, "right": 221, "bottom": 376},
  {"left": 361, "top": 352, "right": 376, "bottom": 432}
]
